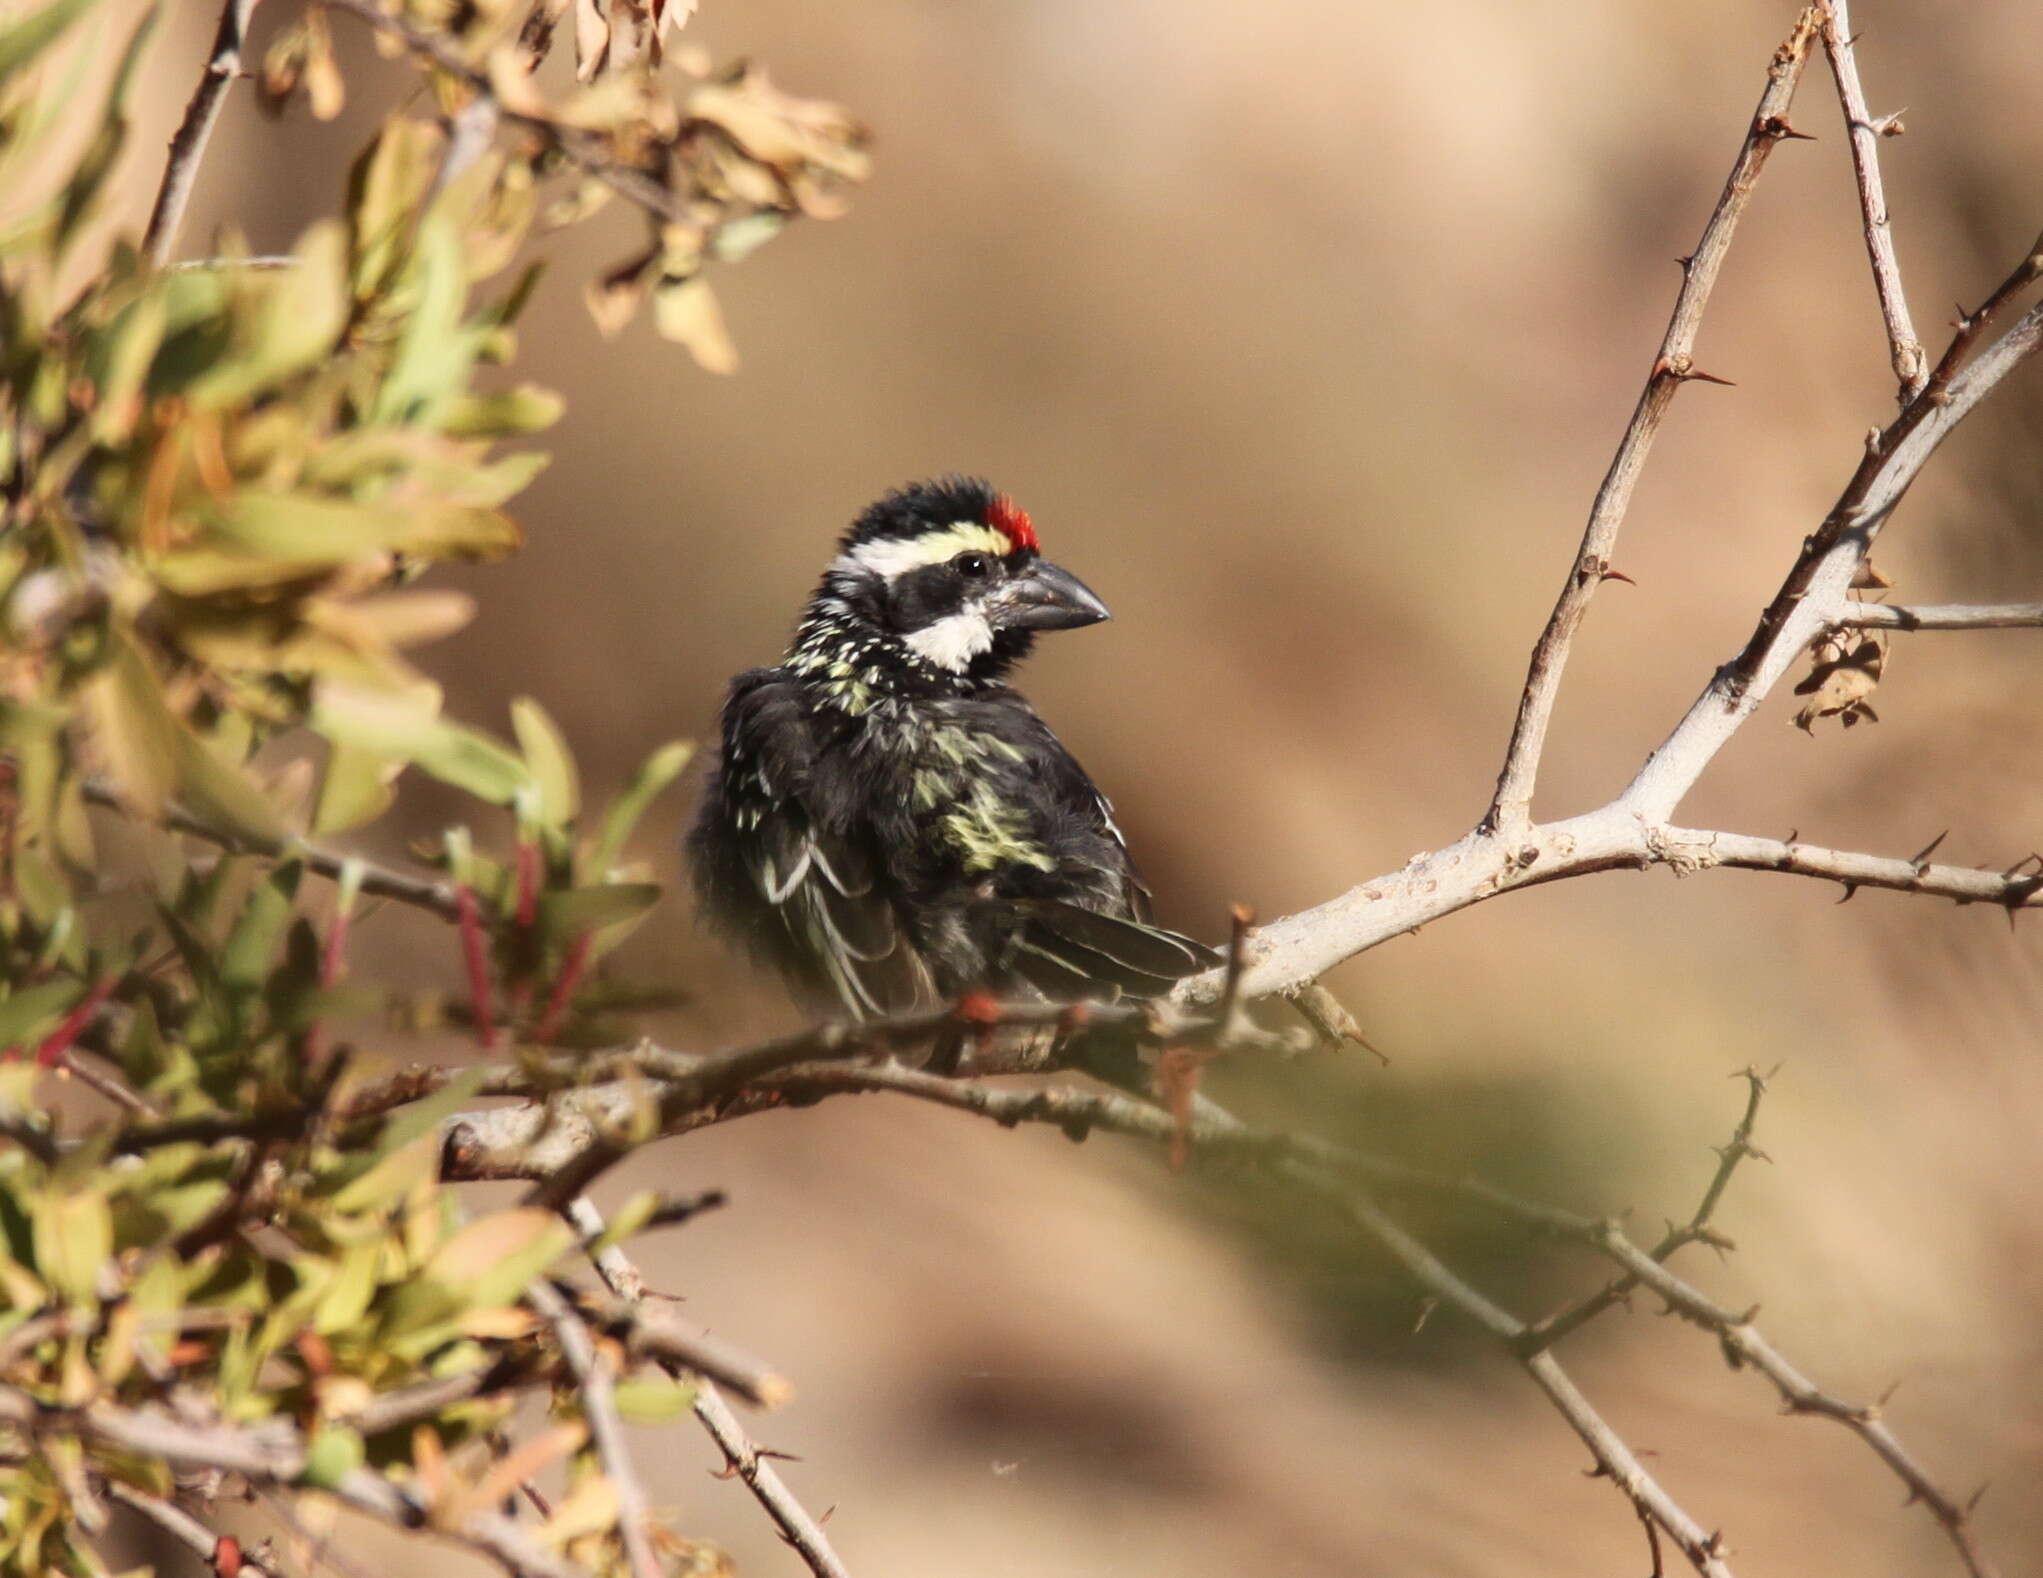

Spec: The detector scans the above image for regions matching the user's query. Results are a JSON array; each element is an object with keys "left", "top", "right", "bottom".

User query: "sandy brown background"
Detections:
[{"left": 109, "top": 0, "right": 2043, "bottom": 1572}]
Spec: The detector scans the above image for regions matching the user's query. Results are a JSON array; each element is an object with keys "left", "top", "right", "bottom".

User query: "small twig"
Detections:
[
  {"left": 1692, "top": 828, "right": 2043, "bottom": 910},
  {"left": 144, "top": 0, "right": 265, "bottom": 268},
  {"left": 527, "top": 1280, "right": 661, "bottom": 1578},
  {"left": 103, "top": 1480, "right": 279, "bottom": 1578},
  {"left": 693, "top": 1383, "right": 852, "bottom": 1578},
  {"left": 81, "top": 778, "right": 462, "bottom": 921},
  {"left": 586, "top": 1294, "right": 791, "bottom": 1411},
  {"left": 1483, "top": 8, "right": 1821, "bottom": 836},
  {"left": 1332, "top": 1186, "right": 1735, "bottom": 1577},
  {"left": 1820, "top": 0, "right": 1926, "bottom": 397},
  {"left": 568, "top": 1199, "right": 852, "bottom": 1578},
  {"left": 1520, "top": 1067, "right": 1773, "bottom": 1354},
  {"left": 1840, "top": 601, "right": 2043, "bottom": 631}
]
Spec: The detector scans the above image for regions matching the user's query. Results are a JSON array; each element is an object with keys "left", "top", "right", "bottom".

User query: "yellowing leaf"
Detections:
[
  {"left": 652, "top": 275, "right": 737, "bottom": 373},
  {"left": 30, "top": 1188, "right": 111, "bottom": 1307},
  {"left": 511, "top": 696, "right": 578, "bottom": 826}
]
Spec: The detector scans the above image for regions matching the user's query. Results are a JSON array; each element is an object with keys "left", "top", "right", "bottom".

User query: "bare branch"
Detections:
[
  {"left": 1819, "top": 0, "right": 1927, "bottom": 397},
  {"left": 527, "top": 1281, "right": 661, "bottom": 1578},
  {"left": 1483, "top": 8, "right": 1821, "bottom": 836},
  {"left": 588, "top": 1296, "right": 794, "bottom": 1411},
  {"left": 1842, "top": 601, "right": 2043, "bottom": 631},
  {"left": 144, "top": 0, "right": 265, "bottom": 269},
  {"left": 569, "top": 1200, "right": 853, "bottom": 1578},
  {"left": 692, "top": 1383, "right": 851, "bottom": 1578},
  {"left": 103, "top": 1481, "right": 279, "bottom": 1578},
  {"left": 748, "top": 1060, "right": 1996, "bottom": 1577},
  {"left": 1695, "top": 828, "right": 2043, "bottom": 909},
  {"left": 1327, "top": 1188, "right": 1736, "bottom": 1576},
  {"left": 1521, "top": 1067, "right": 1773, "bottom": 1353}
]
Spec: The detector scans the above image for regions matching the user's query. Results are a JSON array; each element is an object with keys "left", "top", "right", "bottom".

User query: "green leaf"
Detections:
[
  {"left": 440, "top": 385, "right": 562, "bottom": 437},
  {"left": 311, "top": 741, "right": 398, "bottom": 836},
  {"left": 0, "top": 979, "right": 82, "bottom": 1049},
  {"left": 83, "top": 635, "right": 180, "bottom": 815},
  {"left": 511, "top": 696, "right": 578, "bottom": 827},
  {"left": 0, "top": 0, "right": 99, "bottom": 88},
  {"left": 312, "top": 1241, "right": 381, "bottom": 1335},
  {"left": 299, "top": 1426, "right": 365, "bottom": 1490},
  {"left": 324, "top": 1132, "right": 437, "bottom": 1216},
  {"left": 370, "top": 1064, "right": 489, "bottom": 1160},
  {"left": 612, "top": 1375, "right": 698, "bottom": 1424},
  {"left": 204, "top": 490, "right": 521, "bottom": 567},
  {"left": 588, "top": 741, "right": 692, "bottom": 876},
  {"left": 172, "top": 718, "right": 290, "bottom": 846},
  {"left": 29, "top": 1188, "right": 110, "bottom": 1306},
  {"left": 346, "top": 115, "right": 442, "bottom": 296},
  {"left": 536, "top": 883, "right": 660, "bottom": 946},
  {"left": 373, "top": 215, "right": 473, "bottom": 426},
  {"left": 312, "top": 682, "right": 531, "bottom": 806},
  {"left": 187, "top": 220, "right": 350, "bottom": 408},
  {"left": 220, "top": 861, "right": 302, "bottom": 991}
]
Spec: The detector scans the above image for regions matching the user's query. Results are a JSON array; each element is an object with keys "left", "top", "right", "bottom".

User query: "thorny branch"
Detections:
[
  {"left": 1483, "top": 7, "right": 1821, "bottom": 838},
  {"left": 568, "top": 1198, "right": 853, "bottom": 1578},
  {"left": 143, "top": 0, "right": 264, "bottom": 268},
  {"left": 1820, "top": 0, "right": 1927, "bottom": 397}
]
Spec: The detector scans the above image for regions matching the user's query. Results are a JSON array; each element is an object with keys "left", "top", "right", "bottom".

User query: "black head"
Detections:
[{"left": 804, "top": 477, "right": 1109, "bottom": 682}]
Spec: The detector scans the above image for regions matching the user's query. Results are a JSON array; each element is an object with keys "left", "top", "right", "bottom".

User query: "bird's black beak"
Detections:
[{"left": 987, "top": 560, "right": 1111, "bottom": 631}]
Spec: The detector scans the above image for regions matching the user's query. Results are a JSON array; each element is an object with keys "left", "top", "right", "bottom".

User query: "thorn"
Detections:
[
  {"left": 1784, "top": 827, "right": 1799, "bottom": 844},
  {"left": 1836, "top": 882, "right": 1859, "bottom": 904},
  {"left": 1679, "top": 367, "right": 1738, "bottom": 387},
  {"left": 1910, "top": 830, "right": 1950, "bottom": 869},
  {"left": 1951, "top": 303, "right": 1973, "bottom": 329},
  {"left": 1600, "top": 567, "right": 1637, "bottom": 586},
  {"left": 1412, "top": 1297, "right": 1438, "bottom": 1335},
  {"left": 1762, "top": 115, "right": 1817, "bottom": 141},
  {"left": 1876, "top": 1378, "right": 1903, "bottom": 1408},
  {"left": 2000, "top": 852, "right": 2042, "bottom": 879},
  {"left": 1966, "top": 1482, "right": 1991, "bottom": 1514}
]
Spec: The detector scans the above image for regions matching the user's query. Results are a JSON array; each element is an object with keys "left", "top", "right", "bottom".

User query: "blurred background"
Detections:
[{"left": 115, "top": 0, "right": 2043, "bottom": 1572}]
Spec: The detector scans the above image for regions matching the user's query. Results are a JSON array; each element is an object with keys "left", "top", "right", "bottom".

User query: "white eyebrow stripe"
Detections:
[{"left": 834, "top": 522, "right": 1013, "bottom": 581}]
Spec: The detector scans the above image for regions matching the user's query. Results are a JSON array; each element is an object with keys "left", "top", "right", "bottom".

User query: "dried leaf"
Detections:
[
  {"left": 1793, "top": 633, "right": 1886, "bottom": 732},
  {"left": 653, "top": 275, "right": 737, "bottom": 373}
]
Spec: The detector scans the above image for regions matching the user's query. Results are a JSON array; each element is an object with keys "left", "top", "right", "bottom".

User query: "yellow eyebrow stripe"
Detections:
[{"left": 837, "top": 522, "right": 1012, "bottom": 580}]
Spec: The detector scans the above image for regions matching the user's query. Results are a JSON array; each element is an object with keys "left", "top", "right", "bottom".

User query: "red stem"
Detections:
[
  {"left": 455, "top": 883, "right": 498, "bottom": 1049},
  {"left": 34, "top": 977, "right": 117, "bottom": 1068},
  {"left": 531, "top": 931, "right": 593, "bottom": 1044},
  {"left": 301, "top": 903, "right": 352, "bottom": 1067}
]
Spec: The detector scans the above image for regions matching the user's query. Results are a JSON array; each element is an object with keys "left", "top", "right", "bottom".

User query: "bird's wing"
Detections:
[
  {"left": 697, "top": 673, "right": 931, "bottom": 1018},
  {"left": 974, "top": 897, "right": 1221, "bottom": 1001}
]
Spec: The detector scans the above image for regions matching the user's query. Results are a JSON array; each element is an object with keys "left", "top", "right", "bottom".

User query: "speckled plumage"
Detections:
[{"left": 688, "top": 478, "right": 1215, "bottom": 1018}]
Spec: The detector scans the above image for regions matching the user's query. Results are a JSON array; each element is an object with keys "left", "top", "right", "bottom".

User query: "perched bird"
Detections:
[{"left": 689, "top": 477, "right": 1215, "bottom": 1020}]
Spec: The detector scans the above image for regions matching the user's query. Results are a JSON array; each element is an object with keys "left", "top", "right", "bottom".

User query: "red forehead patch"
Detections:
[{"left": 987, "top": 493, "right": 1038, "bottom": 554}]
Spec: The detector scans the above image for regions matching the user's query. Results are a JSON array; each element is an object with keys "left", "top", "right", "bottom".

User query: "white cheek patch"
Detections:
[
  {"left": 834, "top": 522, "right": 1013, "bottom": 581},
  {"left": 903, "top": 609, "right": 995, "bottom": 671}
]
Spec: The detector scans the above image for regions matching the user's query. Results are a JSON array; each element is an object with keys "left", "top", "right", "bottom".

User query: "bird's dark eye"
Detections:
[{"left": 954, "top": 552, "right": 991, "bottom": 578}]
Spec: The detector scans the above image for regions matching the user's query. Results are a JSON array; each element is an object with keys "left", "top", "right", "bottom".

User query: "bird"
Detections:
[{"left": 688, "top": 476, "right": 1216, "bottom": 1022}]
